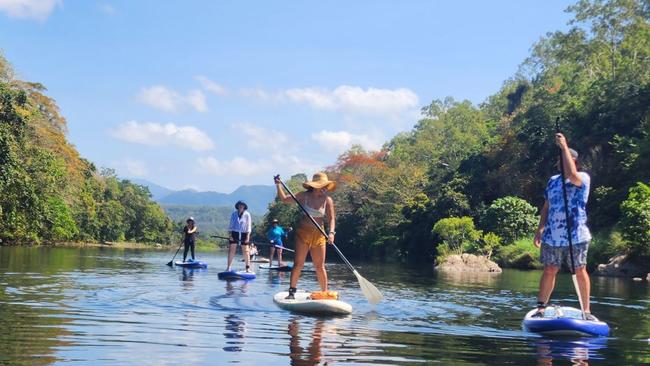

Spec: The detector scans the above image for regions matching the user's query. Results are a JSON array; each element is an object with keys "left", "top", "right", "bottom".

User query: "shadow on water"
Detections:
[{"left": 0, "top": 246, "right": 649, "bottom": 365}]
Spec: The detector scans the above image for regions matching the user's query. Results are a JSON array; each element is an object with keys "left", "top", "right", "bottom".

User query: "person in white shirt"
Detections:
[{"left": 227, "top": 201, "right": 253, "bottom": 272}]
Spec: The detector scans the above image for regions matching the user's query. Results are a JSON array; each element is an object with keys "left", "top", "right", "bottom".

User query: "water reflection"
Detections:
[
  {"left": 267, "top": 270, "right": 288, "bottom": 285},
  {"left": 180, "top": 268, "right": 195, "bottom": 291},
  {"left": 288, "top": 317, "right": 325, "bottom": 366},
  {"left": 533, "top": 337, "right": 608, "bottom": 366},
  {"left": 435, "top": 269, "right": 501, "bottom": 288},
  {"left": 223, "top": 314, "right": 246, "bottom": 352}
]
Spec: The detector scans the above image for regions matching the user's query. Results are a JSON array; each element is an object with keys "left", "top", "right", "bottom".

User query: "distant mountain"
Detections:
[
  {"left": 129, "top": 178, "right": 174, "bottom": 201},
  {"left": 163, "top": 205, "right": 262, "bottom": 235},
  {"left": 129, "top": 179, "right": 276, "bottom": 214}
]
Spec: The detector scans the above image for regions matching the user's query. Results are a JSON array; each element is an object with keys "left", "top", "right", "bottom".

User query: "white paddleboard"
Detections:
[{"left": 273, "top": 290, "right": 352, "bottom": 315}]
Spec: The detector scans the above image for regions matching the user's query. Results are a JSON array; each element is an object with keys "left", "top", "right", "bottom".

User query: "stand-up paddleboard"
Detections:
[
  {"left": 218, "top": 270, "right": 256, "bottom": 280},
  {"left": 240, "top": 258, "right": 270, "bottom": 263},
  {"left": 174, "top": 260, "right": 208, "bottom": 269},
  {"left": 260, "top": 264, "right": 293, "bottom": 272},
  {"left": 523, "top": 306, "right": 610, "bottom": 337},
  {"left": 274, "top": 291, "right": 352, "bottom": 315}
]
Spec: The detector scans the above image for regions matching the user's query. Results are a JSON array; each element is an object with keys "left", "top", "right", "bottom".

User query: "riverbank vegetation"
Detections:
[
  {"left": 262, "top": 0, "right": 650, "bottom": 269},
  {"left": 0, "top": 56, "right": 172, "bottom": 246}
]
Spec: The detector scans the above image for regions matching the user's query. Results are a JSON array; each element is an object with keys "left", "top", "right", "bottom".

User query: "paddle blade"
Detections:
[
  {"left": 166, "top": 261, "right": 173, "bottom": 267},
  {"left": 353, "top": 270, "right": 383, "bottom": 305}
]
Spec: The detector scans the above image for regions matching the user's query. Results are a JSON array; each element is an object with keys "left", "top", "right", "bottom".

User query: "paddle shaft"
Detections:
[
  {"left": 167, "top": 240, "right": 184, "bottom": 265},
  {"left": 556, "top": 118, "right": 586, "bottom": 316},
  {"left": 210, "top": 235, "right": 294, "bottom": 252},
  {"left": 275, "top": 176, "right": 357, "bottom": 273},
  {"left": 556, "top": 118, "right": 577, "bottom": 274}
]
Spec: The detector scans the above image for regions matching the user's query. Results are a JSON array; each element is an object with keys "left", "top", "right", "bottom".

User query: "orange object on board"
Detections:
[{"left": 310, "top": 291, "right": 339, "bottom": 300}]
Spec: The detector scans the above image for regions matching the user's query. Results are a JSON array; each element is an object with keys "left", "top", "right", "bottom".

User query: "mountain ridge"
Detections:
[{"left": 129, "top": 179, "right": 276, "bottom": 214}]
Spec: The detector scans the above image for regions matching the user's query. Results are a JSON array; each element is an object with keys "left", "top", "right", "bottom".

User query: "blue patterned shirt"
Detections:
[{"left": 541, "top": 172, "right": 592, "bottom": 247}]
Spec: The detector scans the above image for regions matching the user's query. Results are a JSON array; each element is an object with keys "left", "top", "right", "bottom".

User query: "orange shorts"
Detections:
[{"left": 295, "top": 223, "right": 327, "bottom": 248}]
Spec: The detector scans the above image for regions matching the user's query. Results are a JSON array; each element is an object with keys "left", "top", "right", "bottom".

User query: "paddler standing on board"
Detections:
[
  {"left": 267, "top": 219, "right": 290, "bottom": 267},
  {"left": 274, "top": 173, "right": 336, "bottom": 299},
  {"left": 182, "top": 217, "right": 197, "bottom": 263},
  {"left": 532, "top": 133, "right": 596, "bottom": 320},
  {"left": 226, "top": 201, "right": 253, "bottom": 273}
]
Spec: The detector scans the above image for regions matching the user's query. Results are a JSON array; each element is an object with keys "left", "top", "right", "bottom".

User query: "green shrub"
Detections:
[
  {"left": 494, "top": 237, "right": 542, "bottom": 269},
  {"left": 432, "top": 216, "right": 482, "bottom": 258},
  {"left": 481, "top": 196, "right": 538, "bottom": 244},
  {"left": 619, "top": 182, "right": 650, "bottom": 257},
  {"left": 588, "top": 230, "right": 626, "bottom": 270}
]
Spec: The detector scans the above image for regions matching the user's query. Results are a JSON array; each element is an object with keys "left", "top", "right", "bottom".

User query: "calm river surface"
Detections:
[{"left": 0, "top": 246, "right": 648, "bottom": 365}]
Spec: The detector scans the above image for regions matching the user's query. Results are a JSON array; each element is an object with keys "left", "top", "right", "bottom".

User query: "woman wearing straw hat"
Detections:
[{"left": 274, "top": 172, "right": 336, "bottom": 299}]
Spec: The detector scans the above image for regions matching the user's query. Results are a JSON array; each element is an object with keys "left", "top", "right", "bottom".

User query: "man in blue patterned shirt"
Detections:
[{"left": 532, "top": 133, "right": 596, "bottom": 320}]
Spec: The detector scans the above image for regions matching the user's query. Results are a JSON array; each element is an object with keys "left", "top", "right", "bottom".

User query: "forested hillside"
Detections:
[
  {"left": 0, "top": 56, "right": 172, "bottom": 245},
  {"left": 262, "top": 0, "right": 650, "bottom": 265}
]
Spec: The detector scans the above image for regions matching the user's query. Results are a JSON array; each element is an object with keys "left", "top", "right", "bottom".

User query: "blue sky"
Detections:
[{"left": 0, "top": 0, "right": 574, "bottom": 192}]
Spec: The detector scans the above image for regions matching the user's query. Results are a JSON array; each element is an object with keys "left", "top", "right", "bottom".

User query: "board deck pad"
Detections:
[{"left": 273, "top": 290, "right": 352, "bottom": 315}]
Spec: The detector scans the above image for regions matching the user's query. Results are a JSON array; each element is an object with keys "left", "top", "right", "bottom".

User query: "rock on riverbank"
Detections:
[
  {"left": 594, "top": 254, "right": 648, "bottom": 278},
  {"left": 435, "top": 254, "right": 502, "bottom": 273}
]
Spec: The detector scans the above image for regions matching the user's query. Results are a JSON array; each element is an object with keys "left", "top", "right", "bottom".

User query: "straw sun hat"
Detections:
[{"left": 302, "top": 172, "right": 337, "bottom": 191}]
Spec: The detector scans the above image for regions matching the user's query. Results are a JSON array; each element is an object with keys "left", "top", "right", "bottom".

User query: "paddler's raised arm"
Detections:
[{"left": 274, "top": 175, "right": 298, "bottom": 203}]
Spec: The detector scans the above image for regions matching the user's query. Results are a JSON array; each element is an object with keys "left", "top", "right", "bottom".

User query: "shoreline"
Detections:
[{"left": 52, "top": 241, "right": 167, "bottom": 249}]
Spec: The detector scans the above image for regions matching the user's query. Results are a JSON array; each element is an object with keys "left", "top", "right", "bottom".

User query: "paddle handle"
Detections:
[{"left": 275, "top": 175, "right": 356, "bottom": 273}]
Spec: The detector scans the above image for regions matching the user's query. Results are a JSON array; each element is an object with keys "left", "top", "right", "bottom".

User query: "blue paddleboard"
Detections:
[
  {"left": 174, "top": 260, "right": 208, "bottom": 269},
  {"left": 523, "top": 306, "right": 610, "bottom": 337},
  {"left": 259, "top": 264, "right": 293, "bottom": 272},
  {"left": 218, "top": 270, "right": 256, "bottom": 280}
]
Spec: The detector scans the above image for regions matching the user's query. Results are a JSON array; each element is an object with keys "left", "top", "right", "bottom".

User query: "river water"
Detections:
[{"left": 0, "top": 246, "right": 648, "bottom": 365}]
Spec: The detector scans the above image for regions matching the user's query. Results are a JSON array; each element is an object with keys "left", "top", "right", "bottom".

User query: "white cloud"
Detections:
[
  {"left": 233, "top": 122, "right": 289, "bottom": 152},
  {"left": 136, "top": 85, "right": 208, "bottom": 113},
  {"left": 195, "top": 75, "right": 227, "bottom": 96},
  {"left": 198, "top": 154, "right": 320, "bottom": 178},
  {"left": 111, "top": 121, "right": 215, "bottom": 151},
  {"left": 0, "top": 0, "right": 60, "bottom": 20},
  {"left": 98, "top": 3, "right": 115, "bottom": 15},
  {"left": 240, "top": 85, "right": 419, "bottom": 117},
  {"left": 285, "top": 88, "right": 337, "bottom": 109},
  {"left": 311, "top": 130, "right": 383, "bottom": 153},
  {"left": 108, "top": 158, "right": 148, "bottom": 178},
  {"left": 123, "top": 159, "right": 148, "bottom": 177},
  {"left": 197, "top": 156, "right": 265, "bottom": 176},
  {"left": 239, "top": 87, "right": 284, "bottom": 103},
  {"left": 185, "top": 89, "right": 208, "bottom": 112}
]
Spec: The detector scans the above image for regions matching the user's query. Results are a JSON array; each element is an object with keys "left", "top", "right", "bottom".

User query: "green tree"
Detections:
[
  {"left": 481, "top": 196, "right": 538, "bottom": 243},
  {"left": 98, "top": 200, "right": 126, "bottom": 242},
  {"left": 619, "top": 182, "right": 650, "bottom": 257},
  {"left": 432, "top": 217, "right": 483, "bottom": 256}
]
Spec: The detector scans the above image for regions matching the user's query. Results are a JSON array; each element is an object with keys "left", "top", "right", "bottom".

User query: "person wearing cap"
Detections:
[
  {"left": 182, "top": 217, "right": 198, "bottom": 262},
  {"left": 227, "top": 201, "right": 253, "bottom": 272},
  {"left": 532, "top": 132, "right": 596, "bottom": 320},
  {"left": 267, "top": 219, "right": 290, "bottom": 267},
  {"left": 274, "top": 172, "right": 337, "bottom": 299}
]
